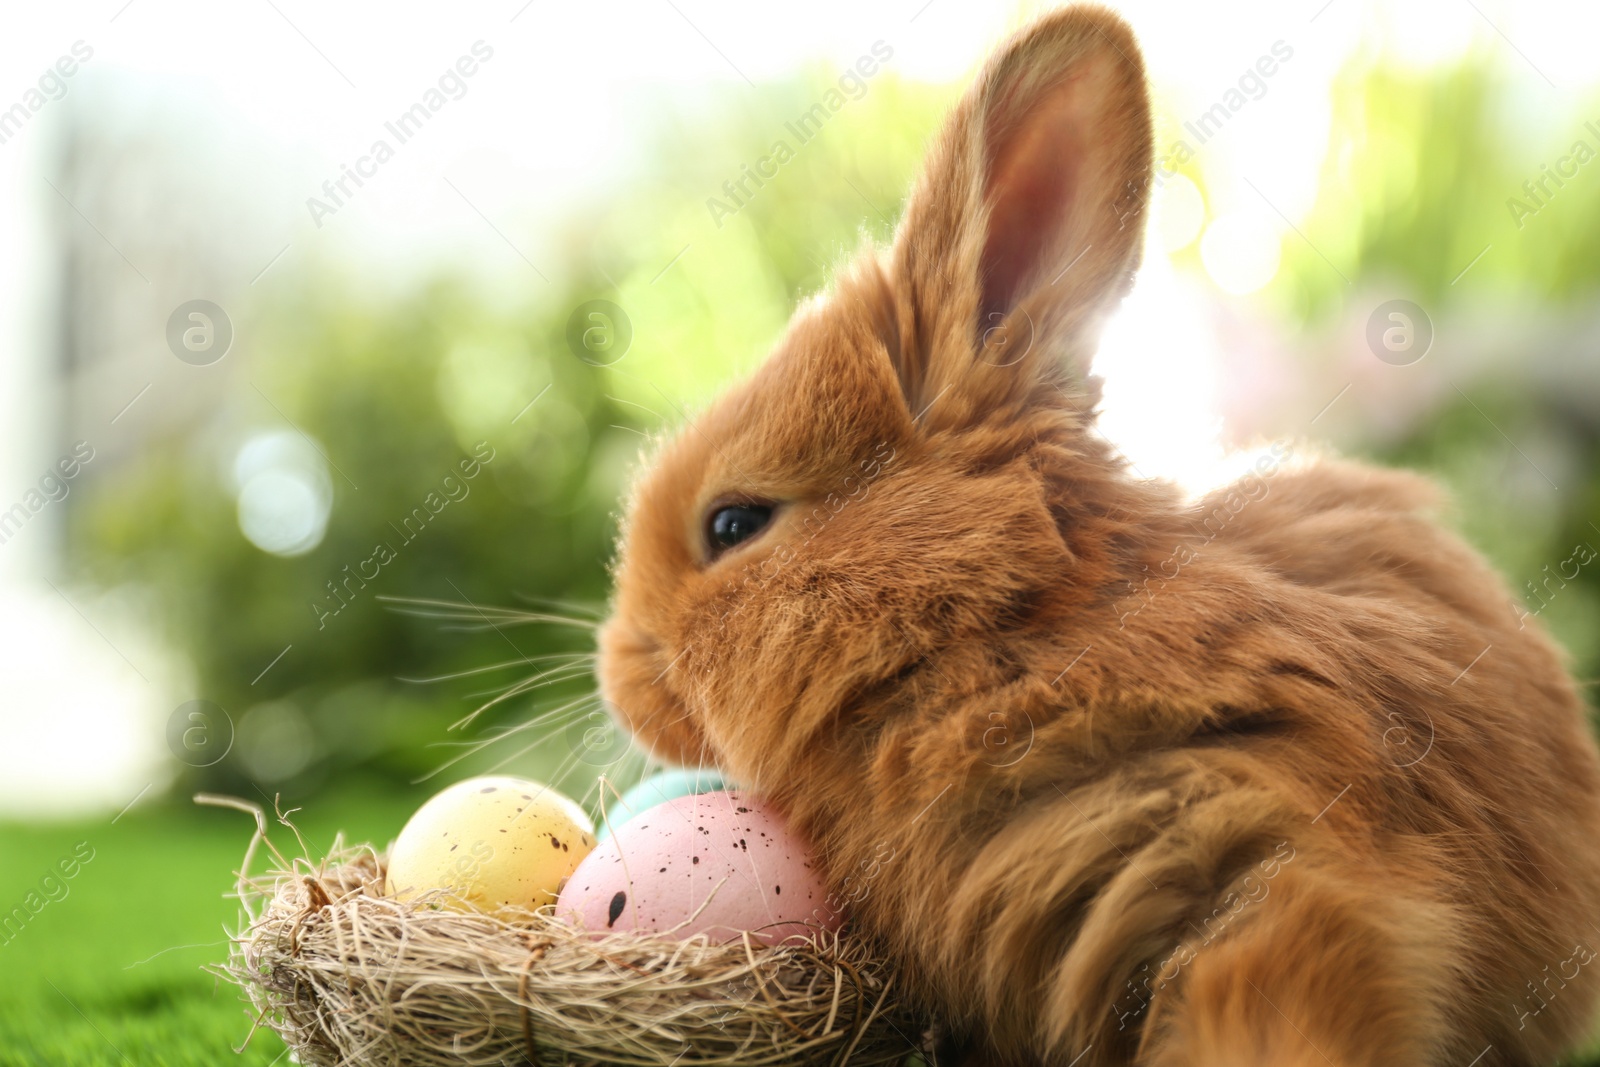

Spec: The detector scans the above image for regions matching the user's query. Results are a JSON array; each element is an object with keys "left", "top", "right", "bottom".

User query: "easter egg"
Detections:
[
  {"left": 596, "top": 769, "right": 726, "bottom": 842},
  {"left": 556, "top": 790, "right": 841, "bottom": 945},
  {"left": 385, "top": 775, "right": 595, "bottom": 917}
]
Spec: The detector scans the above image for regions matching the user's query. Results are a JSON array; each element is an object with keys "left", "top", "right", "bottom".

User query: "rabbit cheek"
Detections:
[
  {"left": 596, "top": 620, "right": 711, "bottom": 768},
  {"left": 607, "top": 689, "right": 708, "bottom": 769}
]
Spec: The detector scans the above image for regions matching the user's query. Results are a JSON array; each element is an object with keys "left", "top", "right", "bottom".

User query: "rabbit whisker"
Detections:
[
  {"left": 398, "top": 652, "right": 595, "bottom": 686},
  {"left": 509, "top": 593, "right": 607, "bottom": 620},
  {"left": 452, "top": 685, "right": 600, "bottom": 733},
  {"left": 460, "top": 661, "right": 597, "bottom": 702},
  {"left": 416, "top": 696, "right": 602, "bottom": 782},
  {"left": 452, "top": 668, "right": 600, "bottom": 730},
  {"left": 377, "top": 595, "right": 599, "bottom": 630}
]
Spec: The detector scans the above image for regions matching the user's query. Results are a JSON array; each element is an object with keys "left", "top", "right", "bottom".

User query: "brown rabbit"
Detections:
[{"left": 596, "top": 6, "right": 1600, "bottom": 1064}]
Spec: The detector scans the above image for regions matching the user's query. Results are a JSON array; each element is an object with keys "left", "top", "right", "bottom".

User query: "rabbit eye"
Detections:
[{"left": 706, "top": 503, "right": 773, "bottom": 555}]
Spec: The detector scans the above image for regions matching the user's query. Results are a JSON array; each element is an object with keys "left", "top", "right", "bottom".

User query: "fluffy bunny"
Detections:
[{"left": 597, "top": 6, "right": 1600, "bottom": 1064}]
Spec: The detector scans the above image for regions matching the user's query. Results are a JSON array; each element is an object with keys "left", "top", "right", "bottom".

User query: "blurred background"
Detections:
[{"left": 2, "top": 0, "right": 1599, "bottom": 1062}]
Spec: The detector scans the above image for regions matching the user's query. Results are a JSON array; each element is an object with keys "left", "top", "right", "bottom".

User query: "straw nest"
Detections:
[{"left": 205, "top": 797, "right": 930, "bottom": 1067}]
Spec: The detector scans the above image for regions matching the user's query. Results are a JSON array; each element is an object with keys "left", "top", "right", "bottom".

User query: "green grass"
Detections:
[
  {"left": 0, "top": 787, "right": 417, "bottom": 1067},
  {"left": 7, "top": 787, "right": 1600, "bottom": 1066}
]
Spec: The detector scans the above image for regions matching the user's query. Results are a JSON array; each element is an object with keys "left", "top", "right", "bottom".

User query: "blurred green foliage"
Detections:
[
  {"left": 1285, "top": 57, "right": 1600, "bottom": 683},
  {"left": 74, "top": 273, "right": 628, "bottom": 797},
  {"left": 1298, "top": 61, "right": 1600, "bottom": 309}
]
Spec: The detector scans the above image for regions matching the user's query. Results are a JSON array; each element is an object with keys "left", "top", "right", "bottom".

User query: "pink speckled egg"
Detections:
[{"left": 555, "top": 790, "right": 842, "bottom": 945}]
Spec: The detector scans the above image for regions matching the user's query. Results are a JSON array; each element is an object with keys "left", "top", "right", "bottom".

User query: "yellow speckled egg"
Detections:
[{"left": 385, "top": 776, "right": 595, "bottom": 917}]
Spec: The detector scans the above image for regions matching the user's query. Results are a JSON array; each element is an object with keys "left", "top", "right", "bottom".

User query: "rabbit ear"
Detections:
[{"left": 886, "top": 6, "right": 1152, "bottom": 429}]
